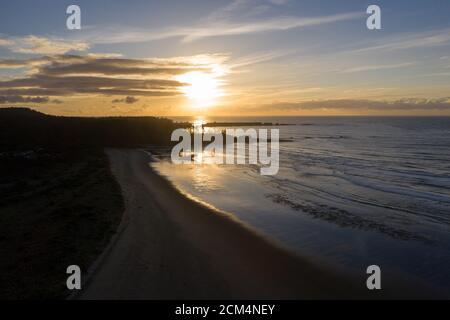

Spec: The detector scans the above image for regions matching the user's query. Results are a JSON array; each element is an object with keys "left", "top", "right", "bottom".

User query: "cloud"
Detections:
[
  {"left": 0, "top": 57, "right": 50, "bottom": 69},
  {"left": 0, "top": 38, "right": 14, "bottom": 46},
  {"left": 0, "top": 74, "right": 181, "bottom": 89},
  {"left": 112, "top": 96, "right": 139, "bottom": 104},
  {"left": 204, "top": 0, "right": 288, "bottom": 22},
  {"left": 11, "top": 36, "right": 89, "bottom": 55},
  {"left": 260, "top": 98, "right": 450, "bottom": 111},
  {"left": 268, "top": 0, "right": 289, "bottom": 4},
  {"left": 180, "top": 12, "right": 363, "bottom": 42},
  {"left": 339, "top": 62, "right": 415, "bottom": 74},
  {"left": 0, "top": 53, "right": 127, "bottom": 69},
  {"left": 354, "top": 28, "right": 450, "bottom": 53},
  {"left": 0, "top": 53, "right": 225, "bottom": 99},
  {"left": 228, "top": 50, "right": 294, "bottom": 69},
  {"left": 0, "top": 59, "right": 31, "bottom": 69},
  {"left": 0, "top": 88, "right": 180, "bottom": 97},
  {"left": 205, "top": 0, "right": 251, "bottom": 21},
  {"left": 39, "top": 60, "right": 205, "bottom": 76},
  {"left": 0, "top": 53, "right": 214, "bottom": 75},
  {"left": 82, "top": 11, "right": 363, "bottom": 44},
  {"left": 0, "top": 95, "right": 50, "bottom": 104}
]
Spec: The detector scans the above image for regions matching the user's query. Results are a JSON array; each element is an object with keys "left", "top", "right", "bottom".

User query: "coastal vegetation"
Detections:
[{"left": 0, "top": 107, "right": 189, "bottom": 299}]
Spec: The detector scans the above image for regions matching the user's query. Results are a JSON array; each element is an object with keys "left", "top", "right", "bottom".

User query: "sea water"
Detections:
[{"left": 152, "top": 116, "right": 450, "bottom": 293}]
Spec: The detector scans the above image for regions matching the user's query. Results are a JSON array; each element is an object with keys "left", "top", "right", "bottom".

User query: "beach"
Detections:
[
  {"left": 78, "top": 148, "right": 439, "bottom": 299},
  {"left": 78, "top": 149, "right": 361, "bottom": 299}
]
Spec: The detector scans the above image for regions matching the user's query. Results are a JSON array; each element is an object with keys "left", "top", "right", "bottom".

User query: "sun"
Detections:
[{"left": 176, "top": 71, "right": 223, "bottom": 108}]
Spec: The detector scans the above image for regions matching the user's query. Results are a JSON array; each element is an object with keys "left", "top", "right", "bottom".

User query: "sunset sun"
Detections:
[{"left": 176, "top": 71, "right": 223, "bottom": 108}]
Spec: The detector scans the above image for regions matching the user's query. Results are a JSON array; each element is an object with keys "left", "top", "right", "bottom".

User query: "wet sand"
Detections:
[{"left": 78, "top": 149, "right": 430, "bottom": 299}]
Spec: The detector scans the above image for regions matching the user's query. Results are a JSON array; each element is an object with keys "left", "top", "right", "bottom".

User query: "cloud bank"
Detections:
[
  {"left": 0, "top": 53, "right": 223, "bottom": 104},
  {"left": 261, "top": 98, "right": 450, "bottom": 111}
]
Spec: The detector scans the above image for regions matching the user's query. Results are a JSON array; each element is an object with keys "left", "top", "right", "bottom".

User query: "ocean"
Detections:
[{"left": 152, "top": 116, "right": 450, "bottom": 293}]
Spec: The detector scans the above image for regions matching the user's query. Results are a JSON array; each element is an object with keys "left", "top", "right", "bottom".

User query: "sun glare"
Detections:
[{"left": 176, "top": 71, "right": 223, "bottom": 108}]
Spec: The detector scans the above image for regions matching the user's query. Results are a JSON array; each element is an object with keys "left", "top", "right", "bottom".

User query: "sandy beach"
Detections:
[
  {"left": 78, "top": 149, "right": 435, "bottom": 299},
  {"left": 76, "top": 148, "right": 367, "bottom": 299}
]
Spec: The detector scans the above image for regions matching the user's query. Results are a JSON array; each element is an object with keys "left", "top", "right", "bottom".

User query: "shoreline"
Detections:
[{"left": 78, "top": 148, "right": 437, "bottom": 299}]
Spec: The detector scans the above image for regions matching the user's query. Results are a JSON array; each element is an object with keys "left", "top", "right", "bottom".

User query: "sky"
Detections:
[{"left": 0, "top": 0, "right": 449, "bottom": 116}]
